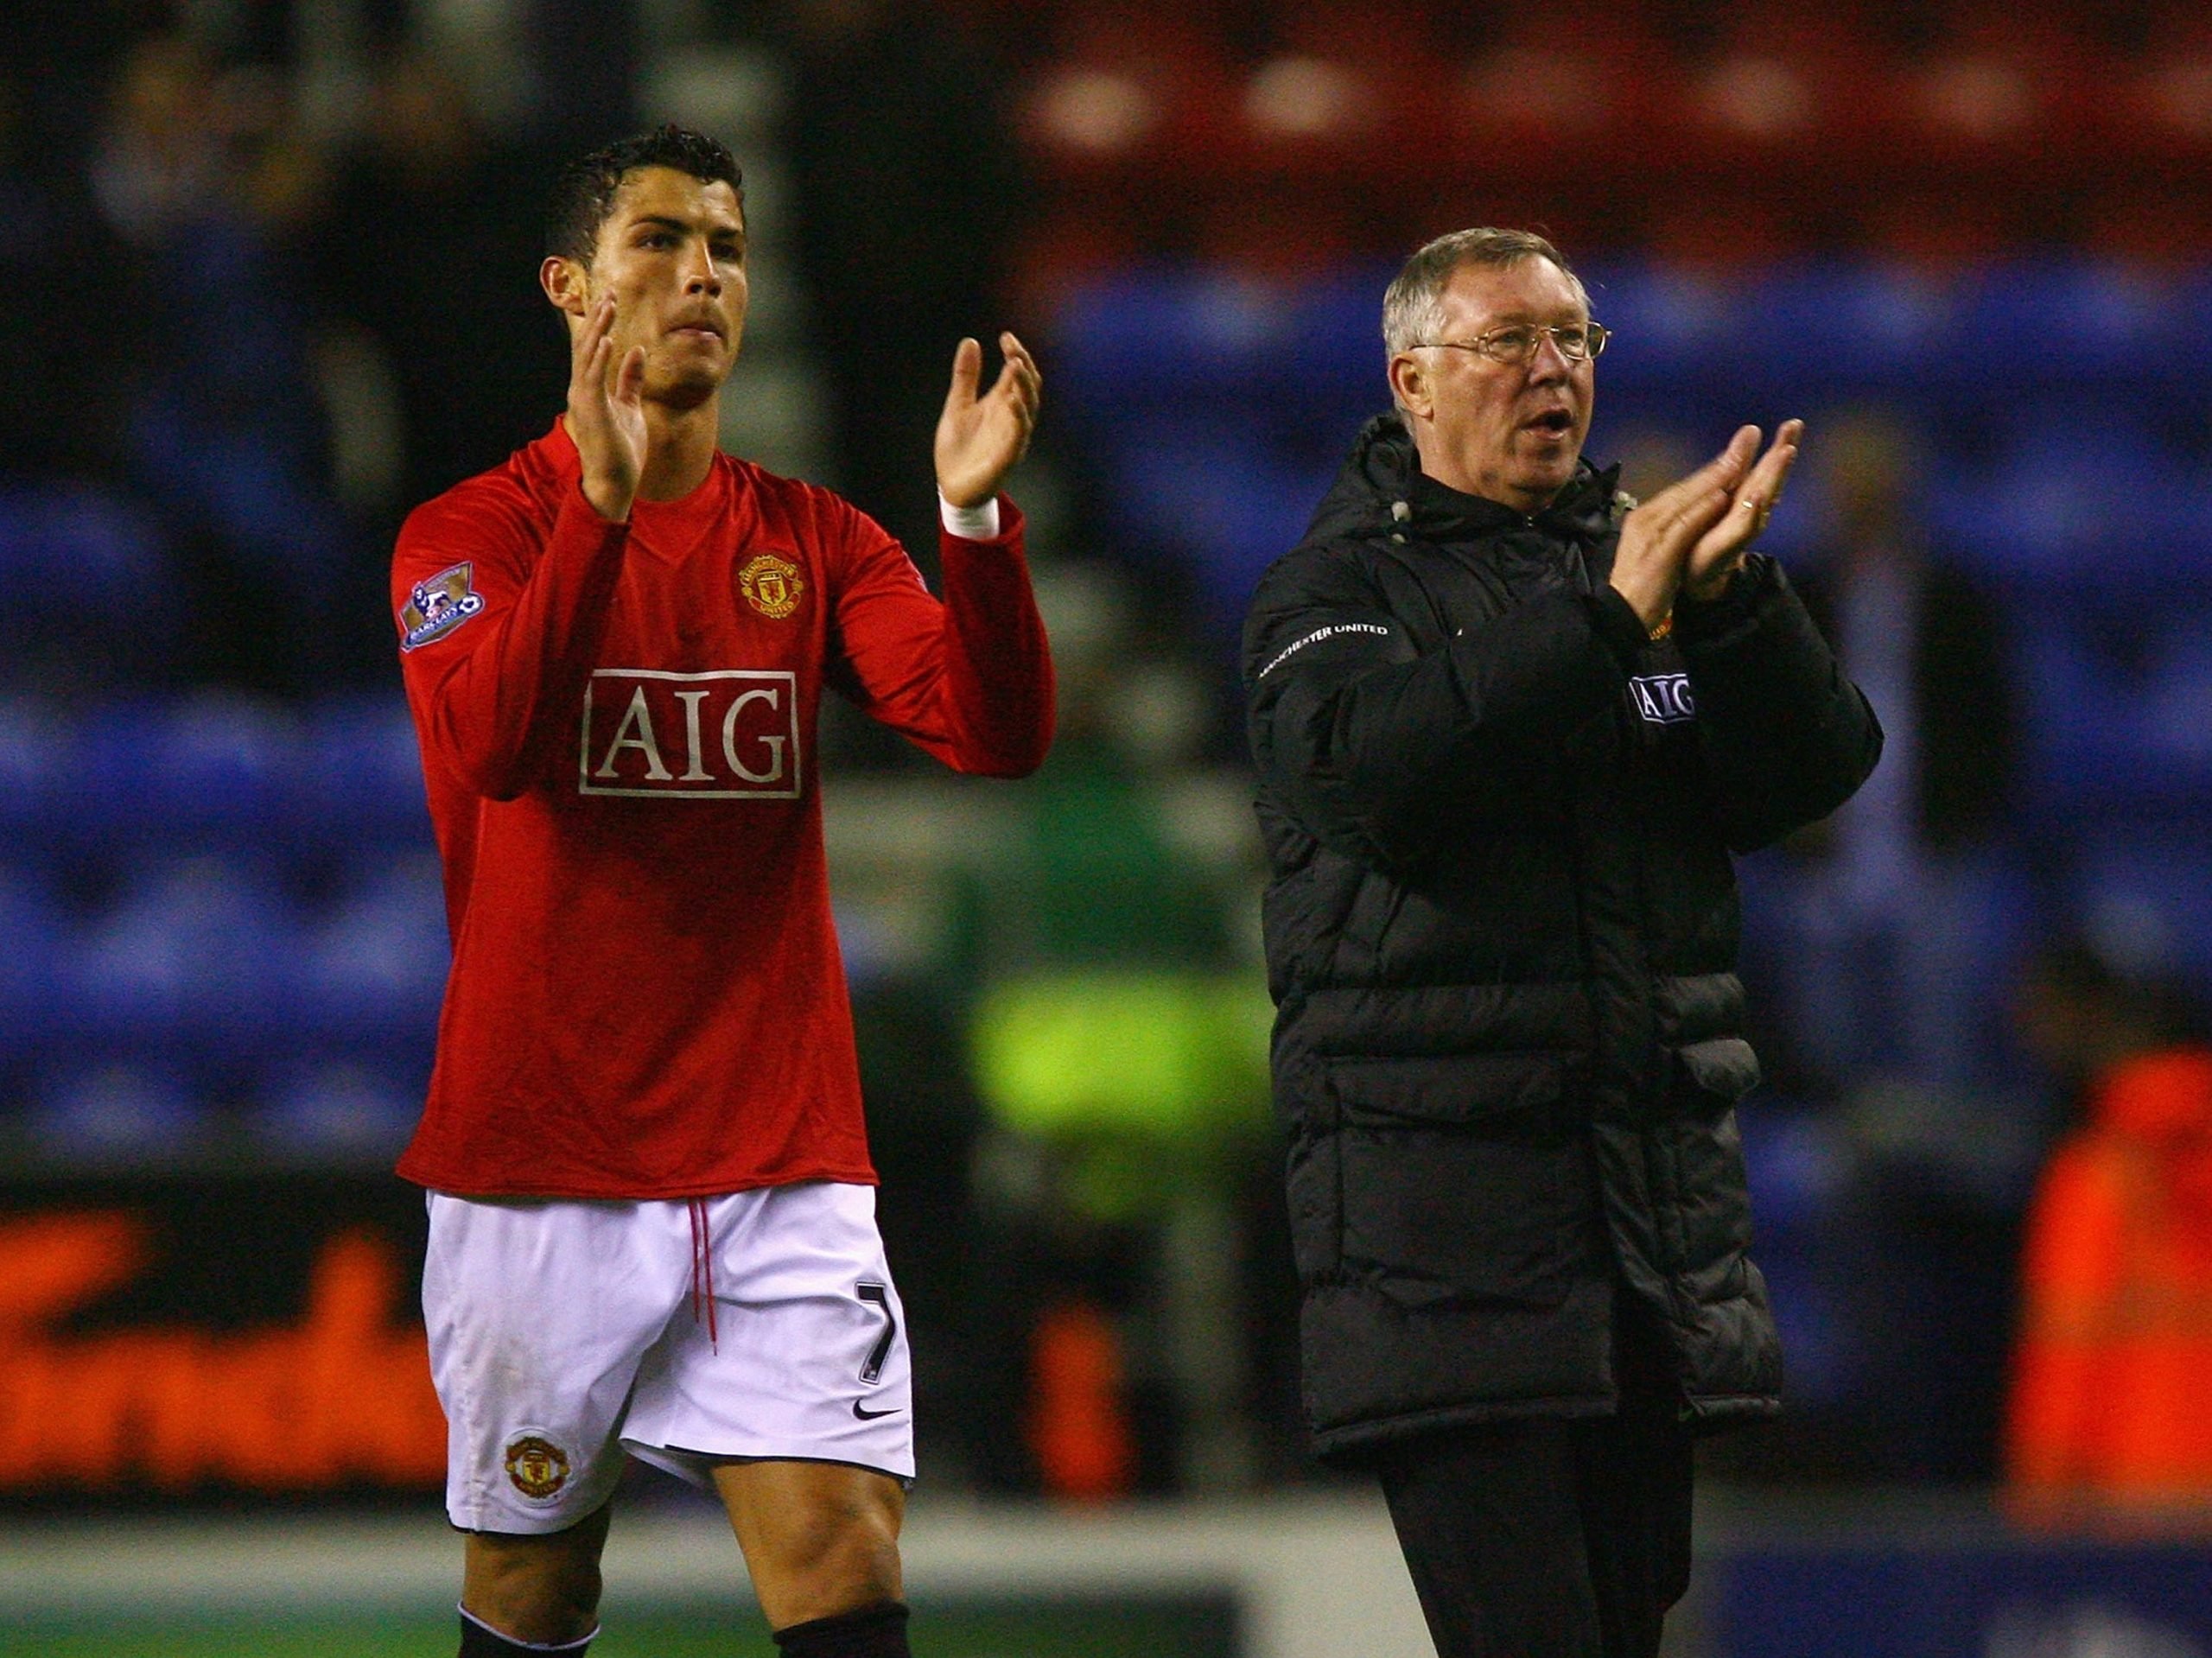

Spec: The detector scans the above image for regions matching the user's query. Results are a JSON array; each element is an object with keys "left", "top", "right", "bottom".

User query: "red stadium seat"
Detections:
[{"left": 1017, "top": 1, "right": 1240, "bottom": 187}]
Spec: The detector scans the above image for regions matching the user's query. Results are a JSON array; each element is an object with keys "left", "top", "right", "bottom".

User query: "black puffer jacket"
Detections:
[{"left": 1243, "top": 416, "right": 1881, "bottom": 1460}]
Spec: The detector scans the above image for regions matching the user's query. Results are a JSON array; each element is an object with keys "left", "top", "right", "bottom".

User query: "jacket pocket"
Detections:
[
  {"left": 1324, "top": 1052, "right": 1598, "bottom": 1306},
  {"left": 1323, "top": 1051, "right": 1580, "bottom": 1128},
  {"left": 1674, "top": 1037, "right": 1760, "bottom": 1104},
  {"left": 1652, "top": 1039, "right": 1761, "bottom": 1282}
]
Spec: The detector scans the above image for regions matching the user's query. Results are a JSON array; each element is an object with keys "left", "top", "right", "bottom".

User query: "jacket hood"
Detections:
[{"left": 1297, "top": 411, "right": 1624, "bottom": 555}]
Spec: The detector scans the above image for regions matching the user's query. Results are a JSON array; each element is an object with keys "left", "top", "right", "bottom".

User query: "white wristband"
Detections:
[{"left": 938, "top": 492, "right": 1001, "bottom": 540}]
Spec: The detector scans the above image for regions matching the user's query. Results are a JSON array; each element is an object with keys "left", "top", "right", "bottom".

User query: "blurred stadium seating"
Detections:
[
  {"left": 1009, "top": 0, "right": 2212, "bottom": 273},
  {"left": 0, "top": 688, "right": 444, "bottom": 1163},
  {"left": 6, "top": 243, "right": 2210, "bottom": 1164},
  {"left": 8, "top": 5, "right": 2212, "bottom": 1566}
]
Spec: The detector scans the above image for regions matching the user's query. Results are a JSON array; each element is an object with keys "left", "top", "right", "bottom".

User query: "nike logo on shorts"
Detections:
[{"left": 852, "top": 1401, "right": 900, "bottom": 1420}]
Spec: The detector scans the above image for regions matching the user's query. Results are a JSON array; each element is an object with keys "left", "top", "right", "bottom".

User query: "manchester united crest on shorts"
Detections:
[
  {"left": 739, "top": 553, "right": 804, "bottom": 619},
  {"left": 400, "top": 562, "right": 486, "bottom": 650},
  {"left": 503, "top": 1432, "right": 571, "bottom": 1502}
]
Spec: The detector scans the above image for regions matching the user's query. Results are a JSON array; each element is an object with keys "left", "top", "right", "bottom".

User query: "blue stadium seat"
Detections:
[
  {"left": 61, "top": 857, "right": 301, "bottom": 1059},
  {"left": 0, "top": 868, "right": 62, "bottom": 1068},
  {"left": 249, "top": 1058, "right": 423, "bottom": 1163},
  {"left": 67, "top": 696, "right": 308, "bottom": 855},
  {"left": 1281, "top": 267, "right": 1395, "bottom": 418},
  {"left": 1950, "top": 259, "right": 2180, "bottom": 395},
  {"left": 1103, "top": 412, "right": 1335, "bottom": 638},
  {"left": 0, "top": 486, "right": 175, "bottom": 686},
  {"left": 1056, "top": 269, "right": 1296, "bottom": 414},
  {"left": 1926, "top": 422, "right": 2201, "bottom": 588},
  {"left": 2172, "top": 265, "right": 2212, "bottom": 397},
  {"left": 2068, "top": 829, "right": 2212, "bottom": 1001},
  {"left": 1732, "top": 262, "right": 1961, "bottom": 405},
  {"left": 1737, "top": 1105, "right": 1854, "bottom": 1407},
  {"left": 2017, "top": 607, "right": 2212, "bottom": 817},
  {"left": 301, "top": 694, "right": 434, "bottom": 855},
  {"left": 1573, "top": 263, "right": 1733, "bottom": 411},
  {"left": 0, "top": 699, "right": 62, "bottom": 861},
  {"left": 27, "top": 1060, "right": 209, "bottom": 1167},
  {"left": 294, "top": 853, "right": 449, "bottom": 1053}
]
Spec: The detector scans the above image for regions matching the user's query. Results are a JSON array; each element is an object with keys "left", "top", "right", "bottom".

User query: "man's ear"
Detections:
[
  {"left": 1388, "top": 353, "right": 1432, "bottom": 422},
  {"left": 541, "top": 256, "right": 589, "bottom": 318}
]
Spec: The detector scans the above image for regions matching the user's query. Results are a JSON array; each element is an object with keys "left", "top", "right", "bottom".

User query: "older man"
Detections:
[{"left": 1242, "top": 229, "right": 1880, "bottom": 1657}]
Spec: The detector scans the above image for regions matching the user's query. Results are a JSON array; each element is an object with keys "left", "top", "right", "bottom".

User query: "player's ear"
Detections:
[
  {"left": 541, "top": 256, "right": 589, "bottom": 318},
  {"left": 1388, "top": 353, "right": 1433, "bottom": 422}
]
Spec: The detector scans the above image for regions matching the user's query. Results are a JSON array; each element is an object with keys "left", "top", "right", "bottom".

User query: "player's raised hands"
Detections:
[
  {"left": 935, "top": 332, "right": 1041, "bottom": 510},
  {"left": 570, "top": 296, "right": 648, "bottom": 523},
  {"left": 1682, "top": 419, "right": 1802, "bottom": 600}
]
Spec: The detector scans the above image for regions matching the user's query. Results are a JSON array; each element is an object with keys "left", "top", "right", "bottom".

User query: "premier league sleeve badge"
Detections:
[{"left": 400, "top": 562, "right": 486, "bottom": 651}]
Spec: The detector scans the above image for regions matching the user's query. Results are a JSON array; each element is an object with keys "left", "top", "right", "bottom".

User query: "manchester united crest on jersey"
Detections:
[
  {"left": 740, "top": 553, "right": 804, "bottom": 619},
  {"left": 400, "top": 562, "right": 486, "bottom": 650},
  {"left": 503, "top": 1432, "right": 571, "bottom": 1502}
]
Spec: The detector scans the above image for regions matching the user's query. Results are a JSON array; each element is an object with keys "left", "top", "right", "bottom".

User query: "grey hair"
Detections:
[{"left": 1381, "top": 227, "right": 1586, "bottom": 364}]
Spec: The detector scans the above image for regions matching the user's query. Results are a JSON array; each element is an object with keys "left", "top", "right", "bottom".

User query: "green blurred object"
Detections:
[
  {"left": 973, "top": 970, "right": 1272, "bottom": 1145},
  {"left": 0, "top": 1596, "right": 1238, "bottom": 1656},
  {"left": 1019, "top": 769, "right": 1218, "bottom": 962},
  {"left": 963, "top": 734, "right": 1274, "bottom": 1221},
  {"left": 969, "top": 967, "right": 1274, "bottom": 1221}
]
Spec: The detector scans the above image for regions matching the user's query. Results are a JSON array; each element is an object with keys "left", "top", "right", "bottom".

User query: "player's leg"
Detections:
[
  {"left": 424, "top": 1193, "right": 687, "bottom": 1653},
  {"left": 458, "top": 1502, "right": 613, "bottom": 1650},
  {"left": 620, "top": 1182, "right": 918, "bottom": 1655},
  {"left": 713, "top": 1459, "right": 912, "bottom": 1654}
]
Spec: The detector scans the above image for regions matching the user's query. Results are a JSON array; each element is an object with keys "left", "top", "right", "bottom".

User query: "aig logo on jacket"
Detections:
[
  {"left": 1630, "top": 673, "right": 1695, "bottom": 726},
  {"left": 579, "top": 669, "right": 801, "bottom": 798}
]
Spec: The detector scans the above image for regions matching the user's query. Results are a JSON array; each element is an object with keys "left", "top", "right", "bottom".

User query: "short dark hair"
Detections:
[{"left": 544, "top": 124, "right": 745, "bottom": 264}]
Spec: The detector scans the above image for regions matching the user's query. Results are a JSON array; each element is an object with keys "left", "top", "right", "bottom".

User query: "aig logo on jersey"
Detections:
[
  {"left": 580, "top": 670, "right": 802, "bottom": 799},
  {"left": 1630, "top": 673, "right": 1696, "bottom": 726}
]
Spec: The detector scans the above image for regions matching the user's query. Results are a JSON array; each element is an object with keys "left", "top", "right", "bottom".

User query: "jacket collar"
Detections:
[
  {"left": 1301, "top": 412, "right": 1620, "bottom": 552},
  {"left": 1403, "top": 461, "right": 1621, "bottom": 546}
]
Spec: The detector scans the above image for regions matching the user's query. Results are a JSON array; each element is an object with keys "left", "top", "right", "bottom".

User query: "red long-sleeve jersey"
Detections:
[{"left": 389, "top": 419, "right": 1053, "bottom": 1198}]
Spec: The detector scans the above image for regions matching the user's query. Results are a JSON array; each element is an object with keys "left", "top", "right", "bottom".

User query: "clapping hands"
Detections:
[
  {"left": 934, "top": 333, "right": 1042, "bottom": 510},
  {"left": 1610, "top": 420, "right": 1803, "bottom": 631}
]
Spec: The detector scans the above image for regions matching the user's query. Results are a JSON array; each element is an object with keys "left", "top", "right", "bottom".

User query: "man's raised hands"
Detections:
[
  {"left": 570, "top": 297, "right": 648, "bottom": 523},
  {"left": 1683, "top": 418, "right": 1802, "bottom": 601},
  {"left": 935, "top": 332, "right": 1041, "bottom": 511},
  {"left": 1607, "top": 421, "right": 1803, "bottom": 631}
]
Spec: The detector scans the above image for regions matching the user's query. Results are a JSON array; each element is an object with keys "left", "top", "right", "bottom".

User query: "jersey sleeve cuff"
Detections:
[{"left": 938, "top": 492, "right": 1001, "bottom": 541}]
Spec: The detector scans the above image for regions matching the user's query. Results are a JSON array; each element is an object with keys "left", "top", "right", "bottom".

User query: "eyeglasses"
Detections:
[{"left": 1414, "top": 322, "right": 1611, "bottom": 365}]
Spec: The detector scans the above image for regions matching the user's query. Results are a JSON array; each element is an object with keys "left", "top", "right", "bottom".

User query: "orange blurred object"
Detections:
[
  {"left": 2007, "top": 1049, "right": 2212, "bottom": 1515},
  {"left": 1027, "top": 1297, "right": 1137, "bottom": 1502}
]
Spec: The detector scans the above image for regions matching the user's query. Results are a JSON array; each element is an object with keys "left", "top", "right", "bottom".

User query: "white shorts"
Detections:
[{"left": 423, "top": 1181, "right": 913, "bottom": 1534}]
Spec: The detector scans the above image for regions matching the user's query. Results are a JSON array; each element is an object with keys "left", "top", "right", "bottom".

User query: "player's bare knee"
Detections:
[
  {"left": 750, "top": 1496, "right": 903, "bottom": 1619},
  {"left": 789, "top": 1494, "right": 899, "bottom": 1580},
  {"left": 463, "top": 1517, "right": 609, "bottom": 1643}
]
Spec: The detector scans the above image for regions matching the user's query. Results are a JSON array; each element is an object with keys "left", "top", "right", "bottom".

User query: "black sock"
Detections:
[
  {"left": 771, "top": 1599, "right": 912, "bottom": 1657},
  {"left": 458, "top": 1605, "right": 599, "bottom": 1655}
]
